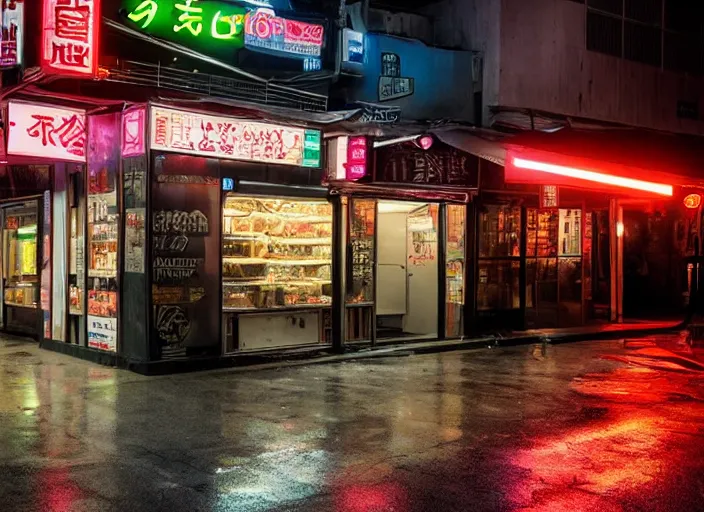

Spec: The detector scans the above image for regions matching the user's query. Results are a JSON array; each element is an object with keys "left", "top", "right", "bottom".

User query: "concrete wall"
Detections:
[
  {"left": 428, "top": 0, "right": 704, "bottom": 134},
  {"left": 349, "top": 33, "right": 477, "bottom": 122}
]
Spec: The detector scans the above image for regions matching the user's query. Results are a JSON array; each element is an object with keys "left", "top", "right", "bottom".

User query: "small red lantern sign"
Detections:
[{"left": 683, "top": 193, "right": 702, "bottom": 209}]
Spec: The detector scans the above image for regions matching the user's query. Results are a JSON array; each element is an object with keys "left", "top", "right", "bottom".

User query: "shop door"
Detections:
[{"left": 404, "top": 204, "right": 439, "bottom": 336}]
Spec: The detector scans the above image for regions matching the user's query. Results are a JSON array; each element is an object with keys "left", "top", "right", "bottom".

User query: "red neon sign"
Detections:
[
  {"left": 41, "top": 0, "right": 101, "bottom": 77},
  {"left": 512, "top": 157, "right": 673, "bottom": 197},
  {"left": 345, "top": 136, "right": 367, "bottom": 181}
]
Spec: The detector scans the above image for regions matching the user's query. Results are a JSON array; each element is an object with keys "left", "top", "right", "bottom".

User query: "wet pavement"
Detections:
[{"left": 1, "top": 335, "right": 704, "bottom": 511}]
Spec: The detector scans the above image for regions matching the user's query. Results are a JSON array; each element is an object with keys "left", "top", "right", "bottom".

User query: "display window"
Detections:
[
  {"left": 222, "top": 195, "right": 333, "bottom": 310},
  {"left": 3, "top": 203, "right": 39, "bottom": 309},
  {"left": 478, "top": 205, "right": 521, "bottom": 310},
  {"left": 446, "top": 204, "right": 466, "bottom": 337},
  {"left": 86, "top": 161, "right": 119, "bottom": 352}
]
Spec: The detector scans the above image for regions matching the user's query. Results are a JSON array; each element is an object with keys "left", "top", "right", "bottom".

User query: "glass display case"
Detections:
[
  {"left": 2, "top": 203, "right": 39, "bottom": 310},
  {"left": 222, "top": 195, "right": 333, "bottom": 311}
]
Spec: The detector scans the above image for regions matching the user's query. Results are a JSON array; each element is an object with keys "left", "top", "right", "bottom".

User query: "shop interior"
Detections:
[
  {"left": 376, "top": 200, "right": 438, "bottom": 340},
  {"left": 1, "top": 200, "right": 41, "bottom": 336},
  {"left": 222, "top": 194, "right": 333, "bottom": 352}
]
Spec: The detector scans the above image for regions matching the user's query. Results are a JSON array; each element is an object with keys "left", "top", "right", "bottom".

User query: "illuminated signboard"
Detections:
[
  {"left": 244, "top": 8, "right": 323, "bottom": 58},
  {"left": 121, "top": 106, "right": 146, "bottom": 157},
  {"left": 123, "top": 0, "right": 246, "bottom": 54},
  {"left": 346, "top": 136, "right": 367, "bottom": 180},
  {"left": 1, "top": 0, "right": 23, "bottom": 67},
  {"left": 7, "top": 101, "right": 87, "bottom": 162},
  {"left": 41, "top": 0, "right": 101, "bottom": 76},
  {"left": 150, "top": 106, "right": 322, "bottom": 168},
  {"left": 343, "top": 28, "right": 363, "bottom": 64}
]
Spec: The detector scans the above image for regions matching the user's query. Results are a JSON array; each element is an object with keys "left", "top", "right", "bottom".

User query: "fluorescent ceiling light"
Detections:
[{"left": 513, "top": 157, "right": 673, "bottom": 196}]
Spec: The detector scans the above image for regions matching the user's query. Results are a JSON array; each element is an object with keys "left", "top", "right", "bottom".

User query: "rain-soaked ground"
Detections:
[{"left": 1, "top": 334, "right": 704, "bottom": 512}]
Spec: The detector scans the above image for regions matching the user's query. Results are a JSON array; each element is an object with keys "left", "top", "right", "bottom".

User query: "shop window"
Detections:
[
  {"left": 222, "top": 195, "right": 333, "bottom": 311},
  {"left": 446, "top": 205, "right": 466, "bottom": 336},
  {"left": 478, "top": 205, "right": 521, "bottom": 258},
  {"left": 478, "top": 205, "right": 521, "bottom": 311},
  {"left": 346, "top": 199, "right": 375, "bottom": 343},
  {"left": 2, "top": 201, "right": 41, "bottom": 333},
  {"left": 68, "top": 167, "right": 86, "bottom": 345}
]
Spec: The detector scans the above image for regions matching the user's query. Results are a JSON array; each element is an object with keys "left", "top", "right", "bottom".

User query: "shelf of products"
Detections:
[
  {"left": 88, "top": 193, "right": 119, "bottom": 279},
  {"left": 222, "top": 195, "right": 333, "bottom": 310}
]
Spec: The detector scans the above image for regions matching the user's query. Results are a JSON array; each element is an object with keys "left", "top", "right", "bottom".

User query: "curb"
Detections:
[{"left": 138, "top": 323, "right": 684, "bottom": 377}]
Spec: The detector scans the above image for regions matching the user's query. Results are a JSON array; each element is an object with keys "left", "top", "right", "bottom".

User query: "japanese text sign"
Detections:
[
  {"left": 150, "top": 106, "right": 321, "bottom": 168},
  {"left": 346, "top": 136, "right": 367, "bottom": 180},
  {"left": 245, "top": 8, "right": 323, "bottom": 58},
  {"left": 7, "top": 102, "right": 87, "bottom": 162},
  {"left": 41, "top": 0, "right": 101, "bottom": 76},
  {"left": 122, "top": 106, "right": 146, "bottom": 157},
  {"left": 1, "top": 0, "right": 23, "bottom": 67},
  {"left": 123, "top": 0, "right": 246, "bottom": 55}
]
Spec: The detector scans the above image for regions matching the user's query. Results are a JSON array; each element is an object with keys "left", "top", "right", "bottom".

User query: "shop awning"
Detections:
[{"left": 431, "top": 127, "right": 508, "bottom": 166}]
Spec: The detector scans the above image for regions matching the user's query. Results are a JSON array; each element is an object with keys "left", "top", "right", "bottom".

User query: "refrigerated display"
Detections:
[{"left": 222, "top": 195, "right": 333, "bottom": 311}]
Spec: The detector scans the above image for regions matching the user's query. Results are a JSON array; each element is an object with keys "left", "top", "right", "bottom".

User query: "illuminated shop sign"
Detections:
[
  {"left": 123, "top": 0, "right": 246, "bottom": 52},
  {"left": 121, "top": 106, "right": 147, "bottom": 157},
  {"left": 149, "top": 106, "right": 322, "bottom": 168},
  {"left": 1, "top": 0, "right": 23, "bottom": 67},
  {"left": 7, "top": 102, "right": 87, "bottom": 162},
  {"left": 41, "top": 0, "right": 100, "bottom": 76},
  {"left": 346, "top": 136, "right": 367, "bottom": 180},
  {"left": 244, "top": 8, "right": 323, "bottom": 58}
]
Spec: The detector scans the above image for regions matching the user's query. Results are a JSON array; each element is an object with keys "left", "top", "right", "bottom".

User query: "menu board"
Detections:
[{"left": 347, "top": 199, "right": 375, "bottom": 304}]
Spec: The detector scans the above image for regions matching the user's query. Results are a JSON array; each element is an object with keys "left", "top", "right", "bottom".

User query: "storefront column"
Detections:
[
  {"left": 331, "top": 195, "right": 346, "bottom": 353},
  {"left": 609, "top": 198, "right": 624, "bottom": 323}
]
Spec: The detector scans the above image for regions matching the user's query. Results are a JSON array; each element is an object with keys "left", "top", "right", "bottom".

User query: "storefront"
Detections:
[{"left": 327, "top": 135, "right": 477, "bottom": 345}]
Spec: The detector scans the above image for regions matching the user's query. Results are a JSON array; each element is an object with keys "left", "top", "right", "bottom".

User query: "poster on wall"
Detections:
[
  {"left": 87, "top": 315, "right": 117, "bottom": 351},
  {"left": 125, "top": 208, "right": 145, "bottom": 273},
  {"left": 407, "top": 205, "right": 437, "bottom": 267},
  {"left": 151, "top": 154, "right": 220, "bottom": 358}
]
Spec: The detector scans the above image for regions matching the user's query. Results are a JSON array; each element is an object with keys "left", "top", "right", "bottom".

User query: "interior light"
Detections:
[
  {"left": 683, "top": 193, "right": 702, "bottom": 209},
  {"left": 512, "top": 157, "right": 673, "bottom": 197},
  {"left": 616, "top": 222, "right": 624, "bottom": 237}
]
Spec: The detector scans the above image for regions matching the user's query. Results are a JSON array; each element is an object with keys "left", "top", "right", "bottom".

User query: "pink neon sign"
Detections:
[
  {"left": 7, "top": 101, "right": 87, "bottom": 162},
  {"left": 41, "top": 0, "right": 101, "bottom": 77},
  {"left": 121, "top": 107, "right": 146, "bottom": 157},
  {"left": 345, "top": 136, "right": 367, "bottom": 181}
]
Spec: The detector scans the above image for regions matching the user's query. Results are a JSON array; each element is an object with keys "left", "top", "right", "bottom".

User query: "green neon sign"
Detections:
[{"left": 123, "top": 0, "right": 246, "bottom": 53}]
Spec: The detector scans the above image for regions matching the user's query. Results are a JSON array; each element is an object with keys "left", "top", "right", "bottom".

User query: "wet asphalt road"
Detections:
[{"left": 1, "top": 335, "right": 704, "bottom": 512}]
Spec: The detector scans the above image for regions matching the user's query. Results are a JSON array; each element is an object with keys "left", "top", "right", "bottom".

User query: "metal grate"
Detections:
[{"left": 105, "top": 60, "right": 328, "bottom": 112}]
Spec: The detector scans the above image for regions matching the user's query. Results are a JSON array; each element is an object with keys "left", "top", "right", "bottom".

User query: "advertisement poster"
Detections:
[
  {"left": 125, "top": 208, "right": 145, "bottom": 273},
  {"left": 88, "top": 315, "right": 117, "bottom": 351}
]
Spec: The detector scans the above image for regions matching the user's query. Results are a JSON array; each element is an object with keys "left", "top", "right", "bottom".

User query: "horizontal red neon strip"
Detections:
[{"left": 512, "top": 157, "right": 673, "bottom": 196}]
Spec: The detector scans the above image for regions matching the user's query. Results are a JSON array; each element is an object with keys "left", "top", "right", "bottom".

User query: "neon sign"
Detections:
[
  {"left": 41, "top": 0, "right": 101, "bottom": 77},
  {"left": 244, "top": 8, "right": 323, "bottom": 58},
  {"left": 123, "top": 0, "right": 246, "bottom": 51},
  {"left": 7, "top": 102, "right": 87, "bottom": 162},
  {"left": 1, "top": 0, "right": 23, "bottom": 68},
  {"left": 121, "top": 106, "right": 146, "bottom": 157},
  {"left": 149, "top": 106, "right": 321, "bottom": 168}
]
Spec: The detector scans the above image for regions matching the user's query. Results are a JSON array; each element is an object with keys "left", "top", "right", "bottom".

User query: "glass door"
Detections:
[{"left": 346, "top": 198, "right": 375, "bottom": 343}]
